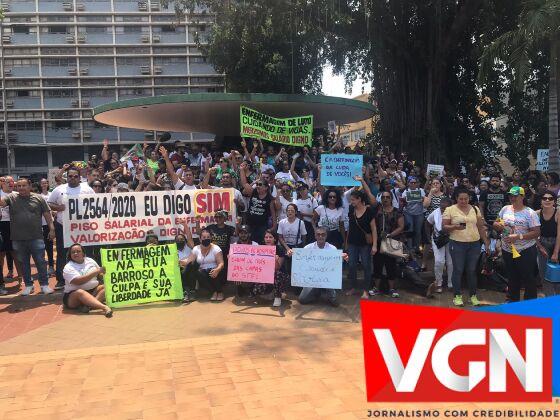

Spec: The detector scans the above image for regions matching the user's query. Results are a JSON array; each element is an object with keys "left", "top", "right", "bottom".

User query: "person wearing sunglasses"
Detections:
[
  {"left": 536, "top": 191, "right": 560, "bottom": 295},
  {"left": 48, "top": 167, "right": 94, "bottom": 290},
  {"left": 313, "top": 188, "right": 345, "bottom": 249}
]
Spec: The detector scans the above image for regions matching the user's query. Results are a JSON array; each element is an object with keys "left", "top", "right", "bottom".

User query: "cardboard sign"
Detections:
[
  {"left": 537, "top": 149, "right": 549, "bottom": 171},
  {"left": 101, "top": 244, "right": 183, "bottom": 308},
  {"left": 62, "top": 188, "right": 236, "bottom": 247},
  {"left": 320, "top": 154, "right": 363, "bottom": 186},
  {"left": 239, "top": 105, "right": 313, "bottom": 147},
  {"left": 427, "top": 164, "right": 444, "bottom": 178},
  {"left": 291, "top": 248, "right": 343, "bottom": 289},
  {"left": 227, "top": 244, "right": 276, "bottom": 284}
]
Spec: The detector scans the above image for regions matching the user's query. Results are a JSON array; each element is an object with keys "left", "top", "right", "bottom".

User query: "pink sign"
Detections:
[{"left": 227, "top": 244, "right": 276, "bottom": 284}]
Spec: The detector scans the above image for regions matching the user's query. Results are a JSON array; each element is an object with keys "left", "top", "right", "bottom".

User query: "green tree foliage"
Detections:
[{"left": 173, "top": 0, "right": 553, "bottom": 171}]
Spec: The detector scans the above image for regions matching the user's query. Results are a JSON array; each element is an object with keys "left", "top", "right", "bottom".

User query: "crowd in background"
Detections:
[{"left": 0, "top": 133, "right": 558, "bottom": 314}]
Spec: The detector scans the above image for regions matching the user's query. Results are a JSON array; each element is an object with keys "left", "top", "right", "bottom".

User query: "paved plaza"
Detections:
[{"left": 0, "top": 273, "right": 555, "bottom": 419}]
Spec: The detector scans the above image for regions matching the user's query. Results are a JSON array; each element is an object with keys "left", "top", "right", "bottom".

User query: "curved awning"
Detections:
[{"left": 93, "top": 93, "right": 376, "bottom": 135}]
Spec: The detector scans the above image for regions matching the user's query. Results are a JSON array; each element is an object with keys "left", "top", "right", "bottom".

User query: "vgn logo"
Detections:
[{"left": 360, "top": 301, "right": 552, "bottom": 402}]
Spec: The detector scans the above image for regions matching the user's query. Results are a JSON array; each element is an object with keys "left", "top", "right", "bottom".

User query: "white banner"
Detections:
[
  {"left": 536, "top": 149, "right": 549, "bottom": 171},
  {"left": 291, "top": 248, "right": 343, "bottom": 289},
  {"left": 427, "top": 164, "right": 444, "bottom": 178},
  {"left": 62, "top": 189, "right": 236, "bottom": 247}
]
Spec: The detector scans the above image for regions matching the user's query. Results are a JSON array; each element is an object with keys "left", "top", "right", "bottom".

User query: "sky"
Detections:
[{"left": 321, "top": 65, "right": 371, "bottom": 98}]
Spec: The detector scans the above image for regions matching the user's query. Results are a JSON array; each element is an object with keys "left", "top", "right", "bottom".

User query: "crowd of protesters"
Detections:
[{"left": 0, "top": 133, "right": 558, "bottom": 314}]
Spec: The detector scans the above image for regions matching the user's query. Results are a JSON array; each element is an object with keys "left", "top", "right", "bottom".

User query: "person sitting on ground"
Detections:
[
  {"left": 178, "top": 220, "right": 196, "bottom": 303},
  {"left": 298, "top": 227, "right": 348, "bottom": 307},
  {"left": 62, "top": 243, "right": 112, "bottom": 317},
  {"left": 180, "top": 229, "right": 225, "bottom": 302}
]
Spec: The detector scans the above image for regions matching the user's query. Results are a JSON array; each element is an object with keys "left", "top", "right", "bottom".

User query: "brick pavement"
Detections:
[{"left": 0, "top": 271, "right": 555, "bottom": 419}]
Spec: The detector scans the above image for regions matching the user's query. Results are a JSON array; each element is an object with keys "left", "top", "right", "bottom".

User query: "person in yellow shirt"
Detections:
[{"left": 442, "top": 188, "right": 490, "bottom": 307}]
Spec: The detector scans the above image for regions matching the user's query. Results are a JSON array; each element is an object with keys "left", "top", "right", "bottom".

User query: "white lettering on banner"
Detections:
[
  {"left": 373, "top": 328, "right": 543, "bottom": 393},
  {"left": 62, "top": 189, "right": 236, "bottom": 247}
]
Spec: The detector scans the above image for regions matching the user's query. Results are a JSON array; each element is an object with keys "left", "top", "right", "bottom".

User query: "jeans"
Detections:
[
  {"left": 298, "top": 287, "right": 336, "bottom": 304},
  {"left": 405, "top": 212, "right": 424, "bottom": 251},
  {"left": 12, "top": 239, "right": 48, "bottom": 287},
  {"left": 348, "top": 244, "right": 372, "bottom": 290},
  {"left": 449, "top": 240, "right": 480, "bottom": 296},
  {"left": 432, "top": 240, "right": 453, "bottom": 288},
  {"left": 55, "top": 221, "right": 66, "bottom": 286},
  {"left": 503, "top": 245, "right": 538, "bottom": 302}
]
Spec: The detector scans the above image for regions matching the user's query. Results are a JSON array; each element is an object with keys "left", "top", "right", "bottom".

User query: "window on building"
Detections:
[
  {"left": 77, "top": 16, "right": 112, "bottom": 22},
  {"left": 14, "top": 148, "right": 48, "bottom": 166},
  {"left": 42, "top": 57, "right": 76, "bottom": 66},
  {"left": 81, "top": 78, "right": 115, "bottom": 86},
  {"left": 154, "top": 77, "right": 187, "bottom": 85},
  {"left": 153, "top": 46, "right": 187, "bottom": 54},
  {"left": 154, "top": 87, "right": 188, "bottom": 95},
  {"left": 40, "top": 15, "right": 74, "bottom": 22},
  {"left": 12, "top": 26, "right": 30, "bottom": 34},
  {"left": 6, "top": 79, "right": 40, "bottom": 88},
  {"left": 5, "top": 58, "right": 39, "bottom": 67},
  {"left": 46, "top": 111, "right": 78, "bottom": 119},
  {"left": 42, "top": 47, "right": 75, "bottom": 55},
  {"left": 80, "top": 57, "right": 113, "bottom": 66},
  {"left": 44, "top": 89, "right": 77, "bottom": 98},
  {"left": 116, "top": 47, "right": 150, "bottom": 54},
  {"left": 117, "top": 78, "right": 151, "bottom": 86},
  {"left": 116, "top": 57, "right": 149, "bottom": 66},
  {"left": 154, "top": 57, "right": 187, "bottom": 65},
  {"left": 43, "top": 79, "right": 77, "bottom": 87},
  {"left": 46, "top": 26, "right": 71, "bottom": 34},
  {"left": 78, "top": 26, "right": 111, "bottom": 34},
  {"left": 78, "top": 47, "right": 113, "bottom": 55},
  {"left": 8, "top": 111, "right": 43, "bottom": 120},
  {"left": 115, "top": 15, "right": 149, "bottom": 22},
  {"left": 190, "top": 56, "right": 207, "bottom": 63},
  {"left": 118, "top": 88, "right": 151, "bottom": 96},
  {"left": 191, "top": 76, "right": 222, "bottom": 85},
  {"left": 4, "top": 47, "right": 38, "bottom": 56},
  {"left": 9, "top": 121, "right": 42, "bottom": 130},
  {"left": 8, "top": 17, "right": 37, "bottom": 23},
  {"left": 81, "top": 89, "right": 114, "bottom": 97}
]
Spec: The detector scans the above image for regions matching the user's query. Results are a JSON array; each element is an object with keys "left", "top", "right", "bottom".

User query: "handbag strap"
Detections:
[{"left": 354, "top": 208, "right": 369, "bottom": 237}]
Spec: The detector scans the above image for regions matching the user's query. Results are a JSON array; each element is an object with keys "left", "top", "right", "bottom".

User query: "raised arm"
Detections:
[
  {"left": 101, "top": 139, "right": 110, "bottom": 162},
  {"left": 238, "top": 162, "right": 253, "bottom": 196},
  {"left": 159, "top": 146, "right": 179, "bottom": 185}
]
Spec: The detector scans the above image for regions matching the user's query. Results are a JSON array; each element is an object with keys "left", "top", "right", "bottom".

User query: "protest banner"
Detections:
[
  {"left": 62, "top": 188, "right": 236, "bottom": 247},
  {"left": 427, "top": 164, "right": 444, "bottom": 178},
  {"left": 239, "top": 105, "right": 313, "bottom": 147},
  {"left": 226, "top": 244, "right": 276, "bottom": 284},
  {"left": 101, "top": 243, "right": 183, "bottom": 308},
  {"left": 537, "top": 149, "right": 549, "bottom": 171},
  {"left": 291, "top": 248, "right": 343, "bottom": 289},
  {"left": 320, "top": 154, "right": 363, "bottom": 186},
  {"left": 327, "top": 120, "right": 337, "bottom": 135}
]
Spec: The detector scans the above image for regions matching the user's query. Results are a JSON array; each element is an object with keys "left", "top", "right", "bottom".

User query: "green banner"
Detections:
[
  {"left": 240, "top": 105, "right": 313, "bottom": 147},
  {"left": 101, "top": 244, "right": 183, "bottom": 308}
]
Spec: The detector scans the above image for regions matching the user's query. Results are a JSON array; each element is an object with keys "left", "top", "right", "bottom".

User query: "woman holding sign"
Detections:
[
  {"left": 62, "top": 244, "right": 113, "bottom": 317},
  {"left": 180, "top": 229, "right": 225, "bottom": 302}
]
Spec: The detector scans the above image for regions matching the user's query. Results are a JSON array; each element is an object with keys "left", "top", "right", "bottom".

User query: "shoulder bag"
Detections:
[
  {"left": 379, "top": 210, "right": 405, "bottom": 258},
  {"left": 354, "top": 209, "right": 373, "bottom": 245}
]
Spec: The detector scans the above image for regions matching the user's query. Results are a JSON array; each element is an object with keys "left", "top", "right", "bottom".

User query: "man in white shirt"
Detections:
[
  {"left": 48, "top": 167, "right": 94, "bottom": 290},
  {"left": 160, "top": 146, "right": 197, "bottom": 190},
  {"left": 297, "top": 227, "right": 348, "bottom": 307}
]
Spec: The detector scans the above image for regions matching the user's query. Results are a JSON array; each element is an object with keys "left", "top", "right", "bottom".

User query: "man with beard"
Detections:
[{"left": 479, "top": 175, "right": 508, "bottom": 226}]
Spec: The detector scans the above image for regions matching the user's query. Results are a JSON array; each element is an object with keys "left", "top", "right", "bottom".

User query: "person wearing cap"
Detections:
[
  {"left": 169, "top": 141, "right": 186, "bottom": 166},
  {"left": 197, "top": 209, "right": 236, "bottom": 259},
  {"left": 443, "top": 187, "right": 490, "bottom": 307},
  {"left": 493, "top": 186, "right": 541, "bottom": 302},
  {"left": 235, "top": 225, "right": 258, "bottom": 246},
  {"left": 277, "top": 180, "right": 295, "bottom": 221},
  {"left": 401, "top": 176, "right": 426, "bottom": 253},
  {"left": 116, "top": 182, "right": 129, "bottom": 193}
]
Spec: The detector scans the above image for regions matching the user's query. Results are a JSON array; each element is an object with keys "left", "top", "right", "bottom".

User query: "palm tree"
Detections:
[{"left": 479, "top": 0, "right": 560, "bottom": 171}]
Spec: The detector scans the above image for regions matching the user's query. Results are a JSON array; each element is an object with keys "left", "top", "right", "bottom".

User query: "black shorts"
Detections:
[
  {"left": 62, "top": 287, "right": 97, "bottom": 309},
  {"left": 0, "top": 222, "right": 11, "bottom": 252}
]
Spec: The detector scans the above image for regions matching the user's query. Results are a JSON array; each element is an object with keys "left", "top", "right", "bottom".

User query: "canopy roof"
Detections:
[{"left": 93, "top": 93, "right": 376, "bottom": 135}]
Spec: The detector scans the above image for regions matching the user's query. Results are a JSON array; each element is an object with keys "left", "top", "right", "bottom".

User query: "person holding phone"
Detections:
[{"left": 442, "top": 188, "right": 490, "bottom": 307}]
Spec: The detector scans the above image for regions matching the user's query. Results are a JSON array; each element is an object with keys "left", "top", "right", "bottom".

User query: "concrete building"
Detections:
[
  {"left": 337, "top": 93, "right": 376, "bottom": 148},
  {"left": 0, "top": 0, "right": 224, "bottom": 175}
]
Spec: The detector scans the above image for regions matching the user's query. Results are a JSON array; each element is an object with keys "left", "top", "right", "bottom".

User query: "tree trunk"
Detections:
[{"left": 548, "top": 33, "right": 560, "bottom": 173}]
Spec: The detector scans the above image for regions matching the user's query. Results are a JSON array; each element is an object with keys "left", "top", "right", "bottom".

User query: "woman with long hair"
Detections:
[
  {"left": 536, "top": 190, "right": 560, "bottom": 295},
  {"left": 264, "top": 229, "right": 289, "bottom": 307},
  {"left": 313, "top": 188, "right": 345, "bottom": 249},
  {"left": 180, "top": 229, "right": 225, "bottom": 302},
  {"left": 62, "top": 244, "right": 112, "bottom": 317},
  {"left": 443, "top": 187, "right": 490, "bottom": 306}
]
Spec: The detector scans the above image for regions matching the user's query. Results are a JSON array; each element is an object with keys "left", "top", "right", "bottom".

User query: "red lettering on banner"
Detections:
[{"left": 360, "top": 301, "right": 552, "bottom": 402}]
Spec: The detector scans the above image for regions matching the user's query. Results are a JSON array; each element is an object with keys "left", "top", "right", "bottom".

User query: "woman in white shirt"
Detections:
[
  {"left": 180, "top": 229, "right": 225, "bottom": 302},
  {"left": 62, "top": 244, "right": 112, "bottom": 317},
  {"left": 278, "top": 203, "right": 307, "bottom": 273},
  {"left": 295, "top": 182, "right": 318, "bottom": 244},
  {"left": 313, "top": 188, "right": 345, "bottom": 249}
]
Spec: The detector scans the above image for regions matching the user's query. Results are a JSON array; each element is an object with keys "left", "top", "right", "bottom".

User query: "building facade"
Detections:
[
  {"left": 338, "top": 93, "right": 375, "bottom": 148},
  {"left": 0, "top": 0, "right": 224, "bottom": 176}
]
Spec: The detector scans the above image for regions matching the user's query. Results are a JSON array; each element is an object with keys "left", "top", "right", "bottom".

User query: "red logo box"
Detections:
[{"left": 361, "top": 301, "right": 552, "bottom": 402}]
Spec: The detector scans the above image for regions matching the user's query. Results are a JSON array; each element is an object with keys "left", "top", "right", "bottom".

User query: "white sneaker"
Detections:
[
  {"left": 272, "top": 297, "right": 282, "bottom": 307},
  {"left": 41, "top": 286, "right": 54, "bottom": 295},
  {"left": 21, "top": 286, "right": 33, "bottom": 296}
]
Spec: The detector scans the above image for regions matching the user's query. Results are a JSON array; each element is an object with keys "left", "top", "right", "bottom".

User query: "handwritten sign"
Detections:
[
  {"left": 101, "top": 244, "right": 183, "bottom": 308},
  {"left": 427, "top": 164, "right": 444, "bottom": 178},
  {"left": 537, "top": 149, "right": 549, "bottom": 171},
  {"left": 320, "top": 154, "right": 363, "bottom": 187},
  {"left": 62, "top": 188, "right": 236, "bottom": 247},
  {"left": 291, "top": 248, "right": 343, "bottom": 289},
  {"left": 227, "top": 244, "right": 276, "bottom": 283}
]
